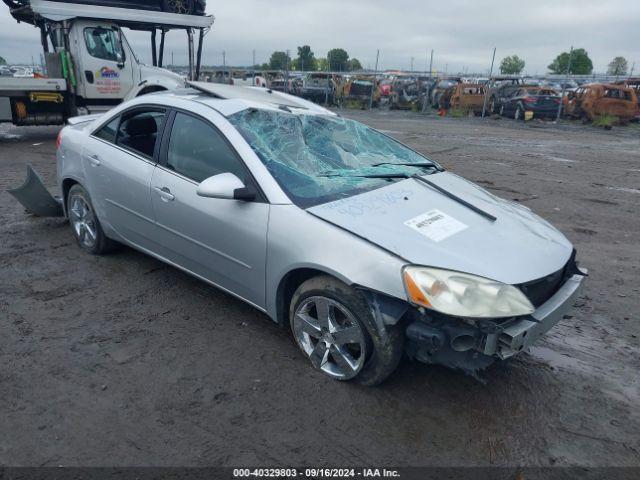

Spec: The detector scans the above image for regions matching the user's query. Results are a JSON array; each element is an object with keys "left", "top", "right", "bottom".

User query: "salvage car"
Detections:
[
  {"left": 389, "top": 78, "right": 420, "bottom": 110},
  {"left": 342, "top": 75, "right": 380, "bottom": 108},
  {"left": 564, "top": 84, "right": 638, "bottom": 123},
  {"left": 2, "top": 0, "right": 206, "bottom": 14},
  {"left": 448, "top": 83, "right": 487, "bottom": 115},
  {"left": 497, "top": 87, "right": 561, "bottom": 120},
  {"left": 19, "top": 83, "right": 586, "bottom": 385}
]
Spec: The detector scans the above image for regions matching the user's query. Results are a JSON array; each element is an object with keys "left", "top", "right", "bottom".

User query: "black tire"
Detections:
[
  {"left": 162, "top": 0, "right": 194, "bottom": 14},
  {"left": 289, "top": 275, "right": 404, "bottom": 386},
  {"left": 67, "top": 184, "right": 118, "bottom": 255},
  {"left": 514, "top": 104, "right": 524, "bottom": 120}
]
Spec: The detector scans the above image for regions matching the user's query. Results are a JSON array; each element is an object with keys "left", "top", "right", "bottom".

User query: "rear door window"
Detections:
[
  {"left": 93, "top": 117, "right": 119, "bottom": 143},
  {"left": 115, "top": 109, "right": 166, "bottom": 160}
]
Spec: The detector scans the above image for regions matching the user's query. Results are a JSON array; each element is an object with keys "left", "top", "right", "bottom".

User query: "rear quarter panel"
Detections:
[{"left": 57, "top": 123, "right": 91, "bottom": 211}]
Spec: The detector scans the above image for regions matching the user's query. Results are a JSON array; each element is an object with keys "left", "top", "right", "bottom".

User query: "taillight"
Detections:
[
  {"left": 523, "top": 97, "right": 536, "bottom": 103},
  {"left": 56, "top": 130, "right": 63, "bottom": 149}
]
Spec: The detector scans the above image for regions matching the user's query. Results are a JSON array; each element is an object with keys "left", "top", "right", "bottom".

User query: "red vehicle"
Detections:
[{"left": 380, "top": 81, "right": 392, "bottom": 97}]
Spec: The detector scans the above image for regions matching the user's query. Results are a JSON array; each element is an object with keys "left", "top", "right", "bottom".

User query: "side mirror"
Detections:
[
  {"left": 116, "top": 52, "right": 124, "bottom": 69},
  {"left": 196, "top": 173, "right": 256, "bottom": 201}
]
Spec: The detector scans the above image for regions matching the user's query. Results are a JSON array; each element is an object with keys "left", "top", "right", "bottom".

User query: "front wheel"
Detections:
[
  {"left": 67, "top": 184, "right": 118, "bottom": 255},
  {"left": 290, "top": 276, "right": 404, "bottom": 386}
]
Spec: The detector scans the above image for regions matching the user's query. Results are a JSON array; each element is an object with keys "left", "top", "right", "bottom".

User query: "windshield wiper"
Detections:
[
  {"left": 371, "top": 161, "right": 441, "bottom": 170},
  {"left": 318, "top": 172, "right": 410, "bottom": 179}
]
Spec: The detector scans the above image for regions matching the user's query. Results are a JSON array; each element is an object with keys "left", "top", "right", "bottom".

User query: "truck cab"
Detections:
[{"left": 0, "top": 0, "right": 213, "bottom": 125}]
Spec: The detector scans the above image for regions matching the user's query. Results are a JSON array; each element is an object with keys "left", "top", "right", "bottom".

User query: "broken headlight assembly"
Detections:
[{"left": 402, "top": 266, "right": 535, "bottom": 318}]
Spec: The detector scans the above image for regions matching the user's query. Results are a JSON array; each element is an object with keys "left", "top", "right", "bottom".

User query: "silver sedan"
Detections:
[{"left": 52, "top": 83, "right": 586, "bottom": 385}]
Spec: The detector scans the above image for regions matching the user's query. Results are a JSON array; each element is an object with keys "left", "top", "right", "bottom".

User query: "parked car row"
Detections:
[{"left": 199, "top": 69, "right": 639, "bottom": 123}]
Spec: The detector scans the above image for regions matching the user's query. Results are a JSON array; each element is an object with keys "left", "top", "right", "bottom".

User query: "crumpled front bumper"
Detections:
[
  {"left": 484, "top": 270, "right": 587, "bottom": 359},
  {"left": 404, "top": 269, "right": 587, "bottom": 377}
]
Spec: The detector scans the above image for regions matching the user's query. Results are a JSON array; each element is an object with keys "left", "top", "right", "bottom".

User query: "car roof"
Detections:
[{"left": 154, "top": 82, "right": 335, "bottom": 117}]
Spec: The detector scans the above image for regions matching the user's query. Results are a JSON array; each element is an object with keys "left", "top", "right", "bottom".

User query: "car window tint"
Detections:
[
  {"left": 94, "top": 117, "right": 119, "bottom": 143},
  {"left": 116, "top": 110, "right": 165, "bottom": 159},
  {"left": 84, "top": 27, "right": 123, "bottom": 62},
  {"left": 166, "top": 113, "right": 247, "bottom": 183}
]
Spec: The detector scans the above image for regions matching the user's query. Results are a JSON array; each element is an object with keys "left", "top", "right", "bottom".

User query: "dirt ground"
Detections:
[{"left": 1, "top": 110, "right": 639, "bottom": 468}]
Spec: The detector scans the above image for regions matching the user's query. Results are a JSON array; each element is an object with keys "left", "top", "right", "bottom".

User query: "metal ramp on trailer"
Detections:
[{"left": 7, "top": 0, "right": 214, "bottom": 29}]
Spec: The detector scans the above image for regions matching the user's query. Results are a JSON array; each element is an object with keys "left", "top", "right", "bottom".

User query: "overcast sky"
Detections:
[{"left": 1, "top": 0, "right": 639, "bottom": 74}]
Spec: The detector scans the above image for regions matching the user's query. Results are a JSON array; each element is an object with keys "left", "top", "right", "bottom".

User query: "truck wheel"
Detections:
[
  {"left": 67, "top": 184, "right": 118, "bottom": 255},
  {"left": 290, "top": 275, "right": 403, "bottom": 386},
  {"left": 162, "top": 0, "right": 194, "bottom": 14}
]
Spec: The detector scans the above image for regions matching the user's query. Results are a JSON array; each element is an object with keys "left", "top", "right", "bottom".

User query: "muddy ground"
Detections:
[{"left": 0, "top": 111, "right": 639, "bottom": 468}]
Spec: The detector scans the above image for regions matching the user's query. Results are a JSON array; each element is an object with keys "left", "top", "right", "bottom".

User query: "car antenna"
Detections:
[{"left": 411, "top": 174, "right": 497, "bottom": 222}]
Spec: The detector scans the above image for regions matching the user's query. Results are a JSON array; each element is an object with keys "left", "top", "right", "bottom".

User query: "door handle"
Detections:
[
  {"left": 84, "top": 70, "right": 94, "bottom": 83},
  {"left": 87, "top": 154, "right": 101, "bottom": 167},
  {"left": 153, "top": 186, "right": 175, "bottom": 202}
]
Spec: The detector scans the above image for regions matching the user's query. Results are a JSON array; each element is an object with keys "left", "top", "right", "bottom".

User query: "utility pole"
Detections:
[
  {"left": 429, "top": 49, "right": 434, "bottom": 76},
  {"left": 252, "top": 49, "right": 256, "bottom": 68},
  {"left": 556, "top": 46, "right": 573, "bottom": 122},
  {"left": 369, "top": 49, "right": 379, "bottom": 109},
  {"left": 481, "top": 47, "right": 496, "bottom": 118},
  {"left": 325, "top": 51, "right": 330, "bottom": 105},
  {"left": 410, "top": 56, "right": 414, "bottom": 72},
  {"left": 222, "top": 50, "right": 227, "bottom": 83},
  {"left": 630, "top": 62, "right": 635, "bottom": 77},
  {"left": 285, "top": 49, "right": 290, "bottom": 93},
  {"left": 422, "top": 49, "right": 434, "bottom": 113}
]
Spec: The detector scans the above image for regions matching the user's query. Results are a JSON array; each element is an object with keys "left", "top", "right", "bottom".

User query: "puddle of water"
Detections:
[
  {"left": 607, "top": 186, "right": 640, "bottom": 194},
  {"left": 545, "top": 156, "right": 577, "bottom": 163}
]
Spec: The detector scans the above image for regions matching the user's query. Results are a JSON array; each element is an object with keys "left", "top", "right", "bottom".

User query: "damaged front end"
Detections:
[
  {"left": 7, "top": 165, "right": 64, "bottom": 217},
  {"left": 363, "top": 254, "right": 587, "bottom": 381}
]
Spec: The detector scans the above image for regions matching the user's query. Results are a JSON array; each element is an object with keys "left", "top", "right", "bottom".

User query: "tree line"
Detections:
[
  {"left": 256, "top": 46, "right": 362, "bottom": 72},
  {"left": 500, "top": 50, "right": 630, "bottom": 76}
]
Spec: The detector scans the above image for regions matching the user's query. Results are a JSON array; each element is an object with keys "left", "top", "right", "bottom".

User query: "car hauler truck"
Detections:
[{"left": 0, "top": 0, "right": 213, "bottom": 125}]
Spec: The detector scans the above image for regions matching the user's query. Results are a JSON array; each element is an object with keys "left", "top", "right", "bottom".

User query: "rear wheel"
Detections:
[
  {"left": 290, "top": 276, "right": 404, "bottom": 386},
  {"left": 67, "top": 184, "right": 118, "bottom": 255}
]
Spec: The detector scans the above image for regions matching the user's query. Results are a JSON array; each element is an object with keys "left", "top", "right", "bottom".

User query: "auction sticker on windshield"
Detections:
[{"left": 404, "top": 209, "right": 468, "bottom": 242}]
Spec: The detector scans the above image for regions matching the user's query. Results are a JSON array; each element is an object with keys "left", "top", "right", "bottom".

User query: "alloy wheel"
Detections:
[
  {"left": 69, "top": 195, "right": 97, "bottom": 249},
  {"left": 293, "top": 296, "right": 367, "bottom": 380}
]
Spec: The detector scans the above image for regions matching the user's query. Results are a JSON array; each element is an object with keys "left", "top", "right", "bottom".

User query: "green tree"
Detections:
[
  {"left": 499, "top": 55, "right": 525, "bottom": 74},
  {"left": 268, "top": 51, "right": 289, "bottom": 70},
  {"left": 548, "top": 48, "right": 593, "bottom": 74},
  {"left": 316, "top": 57, "right": 329, "bottom": 71},
  {"left": 293, "top": 45, "right": 316, "bottom": 72},
  {"left": 347, "top": 58, "right": 363, "bottom": 71},
  {"left": 327, "top": 48, "right": 349, "bottom": 71},
  {"left": 0, "top": 56, "right": 6, "bottom": 65},
  {"left": 607, "top": 56, "right": 628, "bottom": 76}
]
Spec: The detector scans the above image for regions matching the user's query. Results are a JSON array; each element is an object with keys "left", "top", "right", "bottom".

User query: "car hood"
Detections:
[{"left": 307, "top": 172, "right": 573, "bottom": 285}]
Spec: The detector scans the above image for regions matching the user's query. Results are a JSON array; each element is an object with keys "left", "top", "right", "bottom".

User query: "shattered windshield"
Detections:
[{"left": 228, "top": 109, "right": 438, "bottom": 207}]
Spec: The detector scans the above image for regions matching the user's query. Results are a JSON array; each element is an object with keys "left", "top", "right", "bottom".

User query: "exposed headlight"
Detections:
[{"left": 403, "top": 266, "right": 535, "bottom": 318}]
